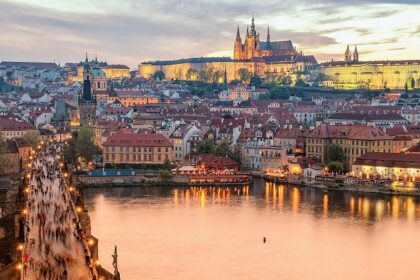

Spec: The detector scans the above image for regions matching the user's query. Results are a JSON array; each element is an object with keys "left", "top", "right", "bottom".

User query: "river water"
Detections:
[{"left": 83, "top": 179, "right": 420, "bottom": 280}]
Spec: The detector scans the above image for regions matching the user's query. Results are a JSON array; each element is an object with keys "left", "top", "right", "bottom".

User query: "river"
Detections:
[{"left": 83, "top": 179, "right": 420, "bottom": 280}]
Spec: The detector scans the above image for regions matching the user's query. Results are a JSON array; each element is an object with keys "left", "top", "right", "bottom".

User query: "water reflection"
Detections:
[
  {"left": 83, "top": 179, "right": 420, "bottom": 223},
  {"left": 83, "top": 179, "right": 420, "bottom": 280}
]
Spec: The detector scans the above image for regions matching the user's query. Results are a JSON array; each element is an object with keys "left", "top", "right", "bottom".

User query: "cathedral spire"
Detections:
[
  {"left": 353, "top": 45, "right": 359, "bottom": 62},
  {"left": 345, "top": 45, "right": 352, "bottom": 62},
  {"left": 85, "top": 52, "right": 88, "bottom": 63},
  {"left": 236, "top": 25, "right": 241, "bottom": 41},
  {"left": 246, "top": 25, "right": 249, "bottom": 36},
  {"left": 267, "top": 25, "right": 270, "bottom": 43},
  {"left": 251, "top": 15, "right": 256, "bottom": 36}
]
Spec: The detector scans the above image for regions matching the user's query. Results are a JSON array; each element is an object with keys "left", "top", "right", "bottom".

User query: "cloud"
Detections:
[{"left": 0, "top": 0, "right": 419, "bottom": 67}]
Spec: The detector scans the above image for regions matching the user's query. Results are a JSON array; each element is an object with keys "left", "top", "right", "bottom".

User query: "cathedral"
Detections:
[
  {"left": 234, "top": 16, "right": 298, "bottom": 60},
  {"left": 78, "top": 54, "right": 97, "bottom": 128},
  {"left": 344, "top": 45, "right": 359, "bottom": 62}
]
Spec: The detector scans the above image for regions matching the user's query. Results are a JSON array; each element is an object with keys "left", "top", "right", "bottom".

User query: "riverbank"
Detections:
[
  {"left": 74, "top": 173, "right": 252, "bottom": 187},
  {"left": 301, "top": 182, "right": 420, "bottom": 197}
]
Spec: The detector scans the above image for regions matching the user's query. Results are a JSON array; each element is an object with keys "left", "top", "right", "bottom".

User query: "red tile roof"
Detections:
[
  {"left": 354, "top": 152, "right": 420, "bottom": 168},
  {"left": 307, "top": 124, "right": 393, "bottom": 140},
  {"left": 0, "top": 118, "right": 35, "bottom": 131},
  {"left": 103, "top": 130, "right": 172, "bottom": 147}
]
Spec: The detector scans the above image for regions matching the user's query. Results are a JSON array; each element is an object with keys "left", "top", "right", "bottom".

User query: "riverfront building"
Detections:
[
  {"left": 319, "top": 46, "right": 420, "bottom": 90},
  {"left": 306, "top": 124, "right": 393, "bottom": 170},
  {"left": 352, "top": 152, "right": 420, "bottom": 181},
  {"left": 102, "top": 130, "right": 173, "bottom": 164}
]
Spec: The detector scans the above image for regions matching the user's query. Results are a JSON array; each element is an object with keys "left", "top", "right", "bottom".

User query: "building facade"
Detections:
[
  {"left": 320, "top": 46, "right": 420, "bottom": 90},
  {"left": 306, "top": 124, "right": 393, "bottom": 170},
  {"left": 352, "top": 152, "right": 420, "bottom": 181},
  {"left": 102, "top": 130, "right": 173, "bottom": 164}
]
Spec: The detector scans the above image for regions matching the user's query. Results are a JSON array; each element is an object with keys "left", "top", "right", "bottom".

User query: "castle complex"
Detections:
[{"left": 139, "top": 17, "right": 316, "bottom": 82}]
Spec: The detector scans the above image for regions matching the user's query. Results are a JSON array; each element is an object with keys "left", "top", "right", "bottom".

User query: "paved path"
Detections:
[{"left": 23, "top": 146, "right": 94, "bottom": 280}]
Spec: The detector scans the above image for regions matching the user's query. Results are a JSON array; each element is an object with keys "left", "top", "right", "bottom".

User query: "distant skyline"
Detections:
[{"left": 0, "top": 0, "right": 419, "bottom": 68}]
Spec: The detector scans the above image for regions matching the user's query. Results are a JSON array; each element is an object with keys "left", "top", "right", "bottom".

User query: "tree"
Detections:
[
  {"left": 196, "top": 139, "right": 215, "bottom": 154},
  {"left": 159, "top": 169, "right": 173, "bottom": 183},
  {"left": 63, "top": 128, "right": 100, "bottom": 170},
  {"left": 315, "top": 73, "right": 327, "bottom": 86},
  {"left": 327, "top": 144, "right": 344, "bottom": 163},
  {"left": 22, "top": 130, "right": 41, "bottom": 148},
  {"left": 76, "top": 127, "right": 100, "bottom": 162},
  {"left": 162, "top": 159, "right": 173, "bottom": 171},
  {"left": 295, "top": 78, "right": 307, "bottom": 87},
  {"left": 281, "top": 75, "right": 292, "bottom": 88},
  {"left": 327, "top": 161, "right": 344, "bottom": 173},
  {"left": 63, "top": 138, "right": 78, "bottom": 168},
  {"left": 153, "top": 70, "right": 165, "bottom": 81},
  {"left": 238, "top": 68, "right": 251, "bottom": 84},
  {"left": 185, "top": 68, "right": 199, "bottom": 81},
  {"left": 214, "top": 140, "right": 231, "bottom": 157},
  {"left": 411, "top": 78, "right": 416, "bottom": 89},
  {"left": 212, "top": 71, "right": 222, "bottom": 84},
  {"left": 250, "top": 75, "right": 262, "bottom": 87}
]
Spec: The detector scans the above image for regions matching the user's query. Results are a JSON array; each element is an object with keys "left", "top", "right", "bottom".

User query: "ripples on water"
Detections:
[{"left": 83, "top": 179, "right": 420, "bottom": 280}]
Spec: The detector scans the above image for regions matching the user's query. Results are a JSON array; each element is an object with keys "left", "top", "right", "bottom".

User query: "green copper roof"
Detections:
[{"left": 91, "top": 68, "right": 106, "bottom": 77}]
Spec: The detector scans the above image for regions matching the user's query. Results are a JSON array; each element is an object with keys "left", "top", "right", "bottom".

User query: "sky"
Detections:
[{"left": 0, "top": 0, "right": 419, "bottom": 69}]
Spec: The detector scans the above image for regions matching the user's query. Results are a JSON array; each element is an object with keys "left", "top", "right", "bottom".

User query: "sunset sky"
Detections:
[{"left": 0, "top": 0, "right": 419, "bottom": 68}]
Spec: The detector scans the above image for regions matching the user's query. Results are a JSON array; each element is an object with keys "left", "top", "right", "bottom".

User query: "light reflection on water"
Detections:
[{"left": 83, "top": 179, "right": 420, "bottom": 280}]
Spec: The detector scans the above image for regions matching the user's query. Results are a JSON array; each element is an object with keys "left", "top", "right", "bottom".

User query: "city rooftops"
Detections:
[
  {"left": 307, "top": 123, "right": 393, "bottom": 140},
  {"left": 0, "top": 61, "right": 61, "bottom": 71}
]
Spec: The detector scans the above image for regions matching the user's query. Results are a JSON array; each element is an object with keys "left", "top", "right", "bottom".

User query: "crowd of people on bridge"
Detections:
[{"left": 22, "top": 144, "right": 97, "bottom": 280}]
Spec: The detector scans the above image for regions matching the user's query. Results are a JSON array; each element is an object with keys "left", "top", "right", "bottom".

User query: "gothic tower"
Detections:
[
  {"left": 234, "top": 26, "right": 243, "bottom": 60},
  {"left": 353, "top": 45, "right": 359, "bottom": 62},
  {"left": 266, "top": 25, "right": 271, "bottom": 49},
  {"left": 79, "top": 54, "right": 97, "bottom": 128},
  {"left": 344, "top": 45, "right": 352, "bottom": 62}
]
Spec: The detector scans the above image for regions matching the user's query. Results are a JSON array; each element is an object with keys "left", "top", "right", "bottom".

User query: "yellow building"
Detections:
[
  {"left": 102, "top": 130, "right": 173, "bottom": 164},
  {"left": 352, "top": 152, "right": 420, "bottom": 181},
  {"left": 306, "top": 124, "right": 393, "bottom": 170},
  {"left": 139, "top": 56, "right": 316, "bottom": 82},
  {"left": 320, "top": 47, "right": 420, "bottom": 90},
  {"left": 101, "top": 65, "right": 130, "bottom": 79},
  {"left": 71, "top": 61, "right": 130, "bottom": 83}
]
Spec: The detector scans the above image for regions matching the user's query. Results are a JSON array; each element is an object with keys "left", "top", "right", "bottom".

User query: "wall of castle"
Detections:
[
  {"left": 139, "top": 59, "right": 314, "bottom": 81},
  {"left": 320, "top": 62, "right": 420, "bottom": 90},
  {"left": 139, "top": 61, "right": 259, "bottom": 82}
]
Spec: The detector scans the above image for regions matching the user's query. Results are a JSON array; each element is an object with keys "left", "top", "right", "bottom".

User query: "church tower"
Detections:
[
  {"left": 353, "top": 45, "right": 359, "bottom": 62},
  {"left": 234, "top": 26, "right": 243, "bottom": 60},
  {"left": 344, "top": 45, "right": 352, "bottom": 62},
  {"left": 79, "top": 54, "right": 97, "bottom": 128},
  {"left": 266, "top": 25, "right": 271, "bottom": 49}
]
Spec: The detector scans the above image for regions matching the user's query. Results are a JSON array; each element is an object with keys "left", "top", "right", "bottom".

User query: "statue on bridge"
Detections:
[{"left": 112, "top": 245, "right": 121, "bottom": 280}]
